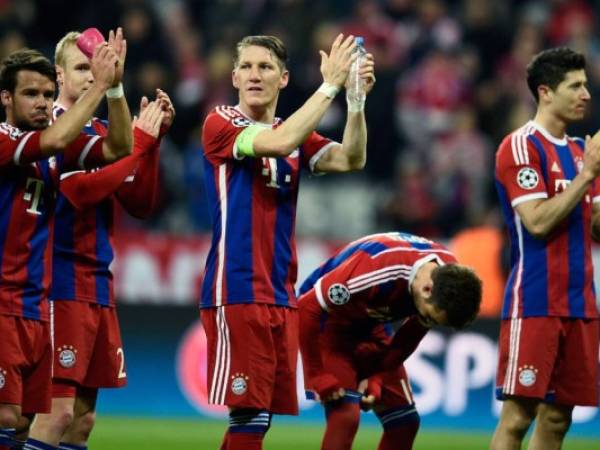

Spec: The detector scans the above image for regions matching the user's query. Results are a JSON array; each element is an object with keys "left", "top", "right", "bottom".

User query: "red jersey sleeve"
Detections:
[
  {"left": 313, "top": 251, "right": 375, "bottom": 312},
  {"left": 0, "top": 127, "right": 43, "bottom": 168},
  {"left": 300, "top": 130, "right": 336, "bottom": 173},
  {"left": 201, "top": 107, "right": 249, "bottom": 163},
  {"left": 60, "top": 133, "right": 107, "bottom": 172},
  {"left": 495, "top": 132, "right": 548, "bottom": 208}
]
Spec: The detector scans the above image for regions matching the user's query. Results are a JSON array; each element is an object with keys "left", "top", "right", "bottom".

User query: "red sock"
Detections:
[
  {"left": 377, "top": 421, "right": 420, "bottom": 450},
  {"left": 227, "top": 432, "right": 264, "bottom": 450},
  {"left": 0, "top": 445, "right": 10, "bottom": 450},
  {"left": 321, "top": 402, "right": 360, "bottom": 450}
]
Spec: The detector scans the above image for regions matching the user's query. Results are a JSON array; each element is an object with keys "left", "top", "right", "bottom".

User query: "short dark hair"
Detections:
[
  {"left": 526, "top": 47, "right": 586, "bottom": 103},
  {"left": 0, "top": 48, "right": 56, "bottom": 93},
  {"left": 430, "top": 264, "right": 482, "bottom": 330},
  {"left": 234, "top": 35, "right": 288, "bottom": 71}
]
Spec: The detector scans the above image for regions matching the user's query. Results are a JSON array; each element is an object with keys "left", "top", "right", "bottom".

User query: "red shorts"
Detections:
[
  {"left": 51, "top": 301, "right": 127, "bottom": 389},
  {"left": 318, "top": 324, "right": 414, "bottom": 408},
  {"left": 201, "top": 304, "right": 299, "bottom": 415},
  {"left": 0, "top": 314, "right": 52, "bottom": 414},
  {"left": 496, "top": 317, "right": 599, "bottom": 406}
]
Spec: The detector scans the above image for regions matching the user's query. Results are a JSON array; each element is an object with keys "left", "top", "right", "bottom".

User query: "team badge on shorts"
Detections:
[
  {"left": 517, "top": 167, "right": 539, "bottom": 190},
  {"left": 57, "top": 345, "right": 78, "bottom": 368},
  {"left": 518, "top": 365, "right": 538, "bottom": 387},
  {"left": 328, "top": 283, "right": 350, "bottom": 305},
  {"left": 231, "top": 372, "right": 249, "bottom": 395},
  {"left": 0, "top": 368, "right": 6, "bottom": 389}
]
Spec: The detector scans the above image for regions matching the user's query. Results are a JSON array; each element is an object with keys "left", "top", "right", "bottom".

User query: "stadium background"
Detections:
[{"left": 2, "top": 0, "right": 600, "bottom": 448}]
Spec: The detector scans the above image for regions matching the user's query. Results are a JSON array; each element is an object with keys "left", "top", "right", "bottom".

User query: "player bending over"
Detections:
[{"left": 297, "top": 232, "right": 482, "bottom": 450}]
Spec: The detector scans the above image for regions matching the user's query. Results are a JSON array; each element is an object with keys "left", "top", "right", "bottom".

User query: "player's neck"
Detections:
[
  {"left": 237, "top": 102, "right": 276, "bottom": 125},
  {"left": 55, "top": 93, "right": 76, "bottom": 110},
  {"left": 533, "top": 110, "right": 567, "bottom": 139}
]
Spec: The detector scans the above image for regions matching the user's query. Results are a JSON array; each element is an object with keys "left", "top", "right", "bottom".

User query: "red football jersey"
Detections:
[
  {"left": 0, "top": 122, "right": 106, "bottom": 321},
  {"left": 200, "top": 105, "right": 337, "bottom": 308},
  {"left": 299, "top": 232, "right": 458, "bottom": 326},
  {"left": 495, "top": 120, "right": 599, "bottom": 319}
]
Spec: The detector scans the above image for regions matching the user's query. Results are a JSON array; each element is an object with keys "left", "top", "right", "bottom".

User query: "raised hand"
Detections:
[
  {"left": 319, "top": 34, "right": 356, "bottom": 89},
  {"left": 155, "top": 88, "right": 175, "bottom": 130},
  {"left": 583, "top": 131, "right": 600, "bottom": 181},
  {"left": 108, "top": 27, "right": 127, "bottom": 86},
  {"left": 90, "top": 43, "right": 118, "bottom": 91},
  {"left": 359, "top": 53, "right": 376, "bottom": 95},
  {"left": 133, "top": 100, "right": 165, "bottom": 138}
]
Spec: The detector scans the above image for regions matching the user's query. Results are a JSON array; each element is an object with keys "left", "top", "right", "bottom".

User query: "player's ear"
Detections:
[
  {"left": 0, "top": 90, "right": 12, "bottom": 108},
  {"left": 421, "top": 282, "right": 433, "bottom": 299},
  {"left": 538, "top": 84, "right": 552, "bottom": 103},
  {"left": 232, "top": 69, "right": 240, "bottom": 89},
  {"left": 56, "top": 65, "right": 64, "bottom": 87},
  {"left": 279, "top": 69, "right": 289, "bottom": 90}
]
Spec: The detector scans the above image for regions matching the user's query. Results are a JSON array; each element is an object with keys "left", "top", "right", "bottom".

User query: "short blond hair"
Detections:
[{"left": 55, "top": 31, "right": 81, "bottom": 67}]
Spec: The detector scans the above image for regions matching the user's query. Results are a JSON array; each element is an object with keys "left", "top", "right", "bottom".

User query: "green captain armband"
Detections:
[{"left": 235, "top": 125, "right": 263, "bottom": 158}]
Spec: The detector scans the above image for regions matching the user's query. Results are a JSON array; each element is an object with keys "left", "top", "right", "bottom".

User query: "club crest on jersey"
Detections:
[
  {"left": 232, "top": 117, "right": 252, "bottom": 128},
  {"left": 231, "top": 372, "right": 249, "bottom": 395},
  {"left": 328, "top": 283, "right": 350, "bottom": 305},
  {"left": 0, "top": 368, "right": 6, "bottom": 389},
  {"left": 518, "top": 365, "right": 538, "bottom": 387},
  {"left": 517, "top": 167, "right": 539, "bottom": 190},
  {"left": 57, "top": 345, "right": 78, "bottom": 368}
]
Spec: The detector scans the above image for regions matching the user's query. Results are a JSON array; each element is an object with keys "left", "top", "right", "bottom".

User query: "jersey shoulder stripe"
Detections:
[{"left": 509, "top": 123, "right": 535, "bottom": 165}]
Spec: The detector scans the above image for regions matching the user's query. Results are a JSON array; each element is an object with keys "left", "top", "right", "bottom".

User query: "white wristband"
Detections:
[
  {"left": 317, "top": 82, "right": 340, "bottom": 99},
  {"left": 106, "top": 83, "right": 124, "bottom": 99}
]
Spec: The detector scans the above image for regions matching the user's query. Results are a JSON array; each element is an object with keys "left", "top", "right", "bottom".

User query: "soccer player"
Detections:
[
  {"left": 25, "top": 31, "right": 174, "bottom": 450},
  {"left": 0, "top": 43, "right": 131, "bottom": 450},
  {"left": 491, "top": 47, "right": 600, "bottom": 450},
  {"left": 200, "top": 34, "right": 375, "bottom": 450},
  {"left": 297, "top": 231, "right": 482, "bottom": 450}
]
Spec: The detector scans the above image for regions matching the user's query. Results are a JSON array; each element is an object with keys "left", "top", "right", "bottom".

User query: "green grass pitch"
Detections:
[{"left": 89, "top": 416, "right": 599, "bottom": 449}]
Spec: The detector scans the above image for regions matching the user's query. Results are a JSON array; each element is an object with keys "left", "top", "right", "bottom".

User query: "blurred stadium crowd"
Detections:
[{"left": 2, "top": 0, "right": 600, "bottom": 239}]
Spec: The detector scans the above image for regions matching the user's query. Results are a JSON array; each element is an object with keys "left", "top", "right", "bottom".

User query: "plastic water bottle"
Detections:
[{"left": 346, "top": 36, "right": 366, "bottom": 106}]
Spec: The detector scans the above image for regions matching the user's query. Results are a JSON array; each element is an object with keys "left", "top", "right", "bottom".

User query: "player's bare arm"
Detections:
[
  {"left": 103, "top": 27, "right": 133, "bottom": 162},
  {"left": 250, "top": 34, "right": 356, "bottom": 157},
  {"left": 313, "top": 53, "right": 375, "bottom": 173},
  {"left": 516, "top": 131, "right": 600, "bottom": 238},
  {"left": 39, "top": 44, "right": 117, "bottom": 155}
]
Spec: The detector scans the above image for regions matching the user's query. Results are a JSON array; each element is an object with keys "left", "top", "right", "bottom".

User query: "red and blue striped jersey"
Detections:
[
  {"left": 50, "top": 104, "right": 115, "bottom": 306},
  {"left": 495, "top": 120, "right": 599, "bottom": 319},
  {"left": 297, "top": 232, "right": 458, "bottom": 326},
  {"left": 0, "top": 121, "right": 107, "bottom": 321},
  {"left": 200, "top": 105, "right": 337, "bottom": 308}
]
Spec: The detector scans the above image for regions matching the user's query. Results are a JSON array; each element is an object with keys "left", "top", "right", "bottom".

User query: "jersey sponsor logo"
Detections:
[
  {"left": 328, "top": 283, "right": 350, "bottom": 305},
  {"left": 232, "top": 117, "right": 252, "bottom": 128},
  {"left": 230, "top": 372, "right": 249, "bottom": 395},
  {"left": 0, "top": 368, "right": 6, "bottom": 389},
  {"left": 23, "top": 177, "right": 45, "bottom": 215},
  {"left": 57, "top": 345, "right": 78, "bottom": 368},
  {"left": 517, "top": 365, "right": 538, "bottom": 387},
  {"left": 551, "top": 161, "right": 561, "bottom": 173},
  {"left": 516, "top": 167, "right": 539, "bottom": 190}
]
